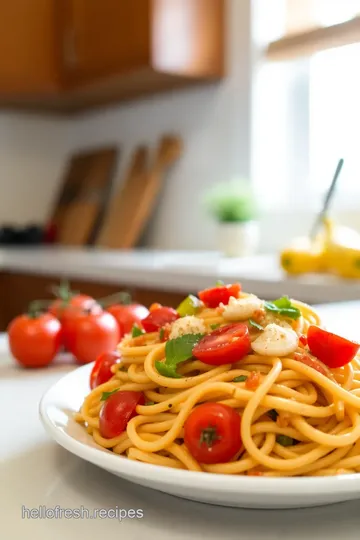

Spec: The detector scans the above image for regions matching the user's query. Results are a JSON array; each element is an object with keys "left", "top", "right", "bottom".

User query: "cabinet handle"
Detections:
[{"left": 63, "top": 28, "right": 78, "bottom": 68}]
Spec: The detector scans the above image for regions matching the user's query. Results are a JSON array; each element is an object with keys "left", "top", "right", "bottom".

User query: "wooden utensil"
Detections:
[{"left": 97, "top": 135, "right": 183, "bottom": 249}]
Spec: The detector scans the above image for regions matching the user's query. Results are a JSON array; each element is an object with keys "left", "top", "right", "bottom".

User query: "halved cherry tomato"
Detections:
[
  {"left": 198, "top": 283, "right": 241, "bottom": 308},
  {"left": 184, "top": 403, "right": 241, "bottom": 464},
  {"left": 99, "top": 391, "right": 145, "bottom": 439},
  {"left": 106, "top": 303, "right": 149, "bottom": 338},
  {"left": 193, "top": 323, "right": 251, "bottom": 365},
  {"left": 293, "top": 351, "right": 330, "bottom": 378},
  {"left": 307, "top": 326, "right": 360, "bottom": 369},
  {"left": 141, "top": 306, "right": 179, "bottom": 333},
  {"left": 90, "top": 351, "right": 121, "bottom": 389}
]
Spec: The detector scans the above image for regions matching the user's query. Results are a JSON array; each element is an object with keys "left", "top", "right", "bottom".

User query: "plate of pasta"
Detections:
[{"left": 40, "top": 283, "right": 360, "bottom": 508}]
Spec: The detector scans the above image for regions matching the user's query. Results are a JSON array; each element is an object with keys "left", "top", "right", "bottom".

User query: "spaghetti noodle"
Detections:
[{"left": 75, "top": 287, "right": 360, "bottom": 477}]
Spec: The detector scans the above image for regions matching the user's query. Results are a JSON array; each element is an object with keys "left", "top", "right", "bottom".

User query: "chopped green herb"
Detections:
[
  {"left": 176, "top": 294, "right": 202, "bottom": 317},
  {"left": 276, "top": 435, "right": 298, "bottom": 447},
  {"left": 155, "top": 333, "right": 205, "bottom": 378},
  {"left": 100, "top": 389, "right": 119, "bottom": 401},
  {"left": 131, "top": 324, "right": 144, "bottom": 338},
  {"left": 210, "top": 323, "right": 220, "bottom": 330},
  {"left": 120, "top": 366, "right": 127, "bottom": 372},
  {"left": 249, "top": 319, "right": 264, "bottom": 331},
  {"left": 159, "top": 328, "right": 165, "bottom": 340},
  {"left": 264, "top": 296, "right": 301, "bottom": 320},
  {"left": 267, "top": 409, "right": 279, "bottom": 422},
  {"left": 216, "top": 280, "right": 225, "bottom": 286},
  {"left": 233, "top": 375, "right": 248, "bottom": 382},
  {"left": 145, "top": 401, "right": 155, "bottom": 406}
]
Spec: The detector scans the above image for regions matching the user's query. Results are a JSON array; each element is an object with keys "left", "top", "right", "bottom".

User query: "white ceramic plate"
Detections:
[{"left": 40, "top": 363, "right": 360, "bottom": 509}]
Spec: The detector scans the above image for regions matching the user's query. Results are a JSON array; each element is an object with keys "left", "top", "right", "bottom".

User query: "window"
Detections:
[{"left": 253, "top": 0, "right": 360, "bottom": 210}]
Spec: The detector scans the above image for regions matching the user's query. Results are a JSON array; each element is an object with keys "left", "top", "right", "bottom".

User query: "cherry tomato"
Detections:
[
  {"left": 61, "top": 302, "right": 103, "bottom": 350},
  {"left": 106, "top": 303, "right": 149, "bottom": 338},
  {"left": 141, "top": 306, "right": 179, "bottom": 333},
  {"left": 307, "top": 325, "right": 360, "bottom": 369},
  {"left": 8, "top": 313, "right": 62, "bottom": 368},
  {"left": 68, "top": 309, "right": 119, "bottom": 365},
  {"left": 149, "top": 303, "right": 162, "bottom": 313},
  {"left": 198, "top": 283, "right": 241, "bottom": 308},
  {"left": 193, "top": 323, "right": 251, "bottom": 365},
  {"left": 49, "top": 294, "right": 95, "bottom": 321},
  {"left": 90, "top": 351, "right": 121, "bottom": 389},
  {"left": 293, "top": 351, "right": 330, "bottom": 378},
  {"left": 99, "top": 391, "right": 145, "bottom": 439},
  {"left": 184, "top": 403, "right": 242, "bottom": 464}
]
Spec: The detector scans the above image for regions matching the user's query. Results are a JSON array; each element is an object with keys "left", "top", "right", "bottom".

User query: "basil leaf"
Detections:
[
  {"left": 264, "top": 295, "right": 301, "bottom": 320},
  {"left": 131, "top": 325, "right": 144, "bottom": 338},
  {"left": 249, "top": 319, "right": 264, "bottom": 331},
  {"left": 276, "top": 435, "right": 298, "bottom": 447},
  {"left": 176, "top": 294, "right": 202, "bottom": 317},
  {"left": 210, "top": 323, "right": 220, "bottom": 330},
  {"left": 155, "top": 333, "right": 205, "bottom": 378},
  {"left": 267, "top": 409, "right": 279, "bottom": 421},
  {"left": 233, "top": 375, "right": 247, "bottom": 382},
  {"left": 100, "top": 389, "right": 119, "bottom": 401}
]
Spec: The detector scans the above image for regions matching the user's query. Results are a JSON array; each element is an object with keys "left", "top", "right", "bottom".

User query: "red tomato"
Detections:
[
  {"left": 61, "top": 302, "right": 103, "bottom": 350},
  {"left": 8, "top": 313, "right": 62, "bottom": 368},
  {"left": 184, "top": 403, "right": 241, "bottom": 464},
  {"left": 193, "top": 323, "right": 251, "bottom": 365},
  {"left": 90, "top": 351, "right": 121, "bottom": 389},
  {"left": 141, "top": 306, "right": 179, "bottom": 333},
  {"left": 49, "top": 294, "right": 95, "bottom": 321},
  {"left": 293, "top": 351, "right": 330, "bottom": 378},
  {"left": 68, "top": 310, "right": 119, "bottom": 365},
  {"left": 106, "top": 303, "right": 149, "bottom": 338},
  {"left": 198, "top": 283, "right": 241, "bottom": 308},
  {"left": 99, "top": 391, "right": 145, "bottom": 438},
  {"left": 307, "top": 326, "right": 360, "bottom": 369},
  {"left": 299, "top": 334, "right": 308, "bottom": 347}
]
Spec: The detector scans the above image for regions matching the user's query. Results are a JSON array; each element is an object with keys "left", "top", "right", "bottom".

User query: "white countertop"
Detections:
[
  {"left": 1, "top": 247, "right": 360, "bottom": 303},
  {"left": 3, "top": 301, "right": 360, "bottom": 540}
]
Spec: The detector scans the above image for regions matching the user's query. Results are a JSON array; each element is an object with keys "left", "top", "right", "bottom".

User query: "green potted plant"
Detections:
[{"left": 204, "top": 180, "right": 259, "bottom": 257}]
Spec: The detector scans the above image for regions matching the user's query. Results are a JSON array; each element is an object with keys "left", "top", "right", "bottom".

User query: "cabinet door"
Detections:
[
  {"left": 62, "top": 0, "right": 151, "bottom": 81},
  {"left": 0, "top": 0, "right": 61, "bottom": 95}
]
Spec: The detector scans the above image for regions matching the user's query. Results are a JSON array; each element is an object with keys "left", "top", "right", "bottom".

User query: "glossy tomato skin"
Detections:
[
  {"left": 193, "top": 323, "right": 251, "bottom": 365},
  {"left": 49, "top": 294, "right": 95, "bottom": 321},
  {"left": 184, "top": 403, "right": 241, "bottom": 464},
  {"left": 8, "top": 313, "right": 62, "bottom": 368},
  {"left": 307, "top": 325, "right": 360, "bottom": 369},
  {"left": 142, "top": 306, "right": 179, "bottom": 333},
  {"left": 198, "top": 283, "right": 241, "bottom": 308},
  {"left": 68, "top": 310, "right": 119, "bottom": 365},
  {"left": 106, "top": 304, "right": 149, "bottom": 338},
  {"left": 90, "top": 351, "right": 121, "bottom": 389},
  {"left": 99, "top": 391, "right": 145, "bottom": 438}
]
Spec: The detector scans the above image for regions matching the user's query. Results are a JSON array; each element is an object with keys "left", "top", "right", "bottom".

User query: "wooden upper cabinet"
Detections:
[
  {"left": 0, "top": 0, "right": 61, "bottom": 97},
  {"left": 0, "top": 0, "right": 225, "bottom": 112}
]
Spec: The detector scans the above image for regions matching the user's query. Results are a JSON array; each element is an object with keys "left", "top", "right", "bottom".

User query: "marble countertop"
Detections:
[
  {"left": 1, "top": 247, "right": 360, "bottom": 303},
  {"left": 3, "top": 301, "right": 360, "bottom": 539}
]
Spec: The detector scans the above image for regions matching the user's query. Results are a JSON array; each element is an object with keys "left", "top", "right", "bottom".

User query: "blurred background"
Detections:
[{"left": 1, "top": 0, "right": 360, "bottom": 328}]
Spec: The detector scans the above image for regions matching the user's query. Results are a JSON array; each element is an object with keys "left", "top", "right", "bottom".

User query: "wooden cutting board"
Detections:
[
  {"left": 48, "top": 146, "right": 118, "bottom": 246},
  {"left": 97, "top": 135, "right": 183, "bottom": 249}
]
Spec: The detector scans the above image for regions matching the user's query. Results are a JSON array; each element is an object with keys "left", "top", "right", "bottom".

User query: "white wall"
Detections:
[{"left": 0, "top": 0, "right": 252, "bottom": 250}]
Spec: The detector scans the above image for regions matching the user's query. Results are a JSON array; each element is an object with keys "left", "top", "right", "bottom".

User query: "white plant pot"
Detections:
[{"left": 217, "top": 221, "right": 259, "bottom": 257}]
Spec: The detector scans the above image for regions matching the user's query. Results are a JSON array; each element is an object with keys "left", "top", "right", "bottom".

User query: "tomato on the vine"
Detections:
[
  {"left": 68, "top": 308, "right": 119, "bottom": 365},
  {"left": 99, "top": 390, "right": 145, "bottom": 438},
  {"left": 90, "top": 351, "right": 121, "bottom": 389},
  {"left": 193, "top": 323, "right": 251, "bottom": 365},
  {"left": 49, "top": 294, "right": 95, "bottom": 321},
  {"left": 106, "top": 303, "right": 149, "bottom": 338},
  {"left": 184, "top": 403, "right": 242, "bottom": 464},
  {"left": 198, "top": 283, "right": 241, "bottom": 308},
  {"left": 141, "top": 306, "right": 179, "bottom": 333},
  {"left": 8, "top": 312, "right": 62, "bottom": 368}
]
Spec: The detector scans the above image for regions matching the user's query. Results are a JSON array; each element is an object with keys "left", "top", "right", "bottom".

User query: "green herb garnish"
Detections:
[
  {"left": 100, "top": 389, "right": 119, "bottom": 401},
  {"left": 131, "top": 324, "right": 144, "bottom": 338},
  {"left": 216, "top": 280, "right": 225, "bottom": 286},
  {"left": 145, "top": 401, "right": 155, "bottom": 406},
  {"left": 159, "top": 328, "right": 165, "bottom": 340},
  {"left": 264, "top": 296, "right": 301, "bottom": 320},
  {"left": 267, "top": 409, "right": 279, "bottom": 421},
  {"left": 233, "top": 375, "right": 247, "bottom": 382},
  {"left": 176, "top": 295, "right": 202, "bottom": 317},
  {"left": 276, "top": 435, "right": 298, "bottom": 447},
  {"left": 155, "top": 333, "right": 205, "bottom": 378},
  {"left": 249, "top": 319, "right": 264, "bottom": 331},
  {"left": 210, "top": 323, "right": 220, "bottom": 330}
]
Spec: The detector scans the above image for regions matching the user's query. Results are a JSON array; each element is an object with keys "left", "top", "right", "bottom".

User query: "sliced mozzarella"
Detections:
[
  {"left": 252, "top": 323, "right": 299, "bottom": 357},
  {"left": 169, "top": 316, "right": 206, "bottom": 340},
  {"left": 222, "top": 295, "right": 263, "bottom": 321}
]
